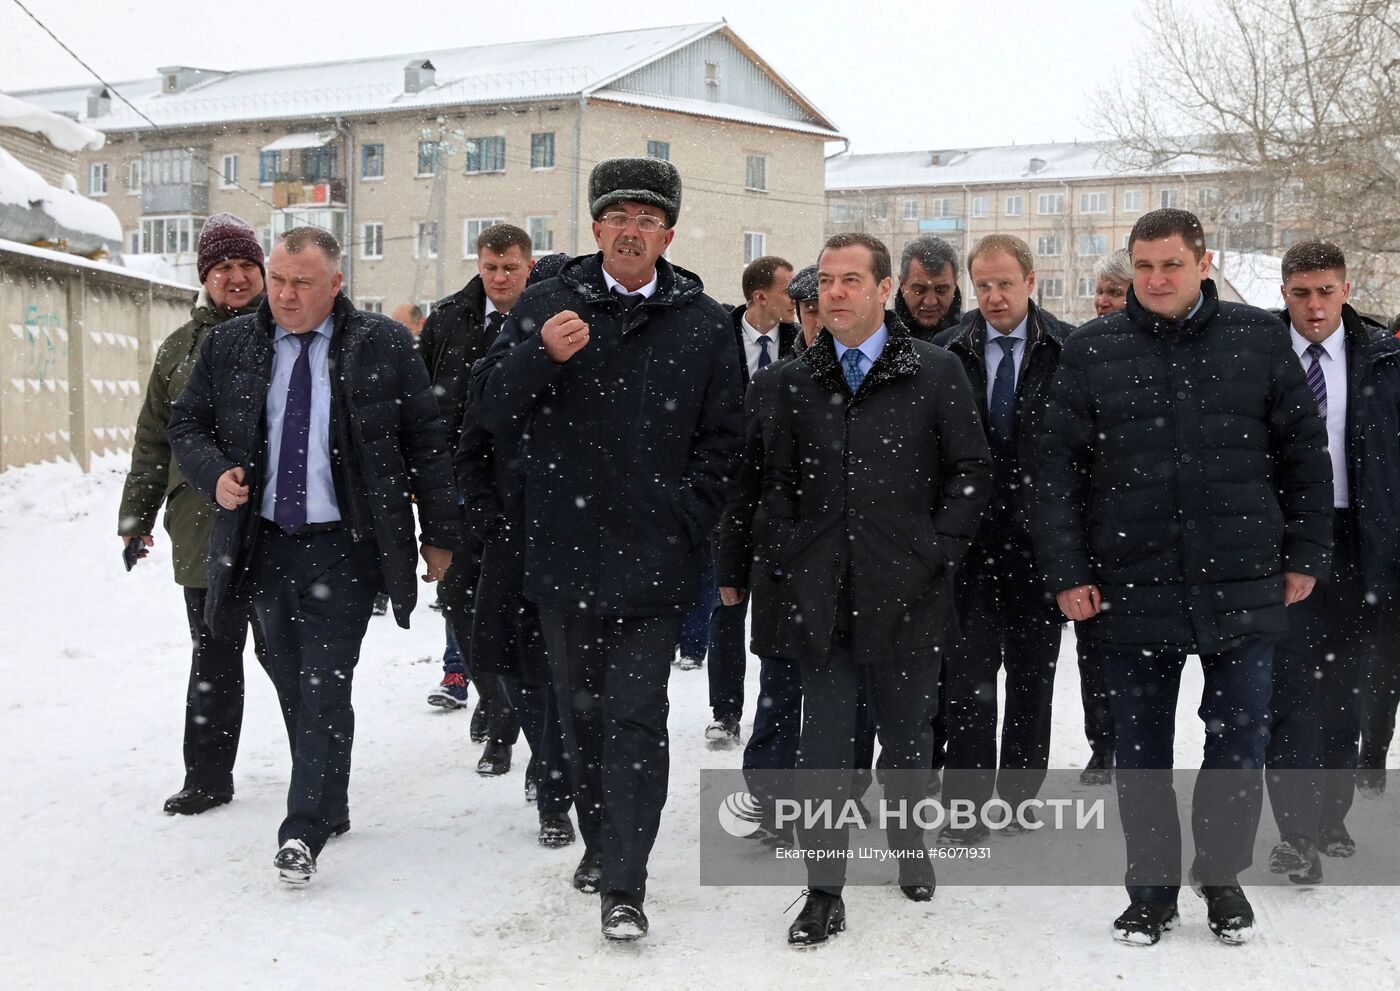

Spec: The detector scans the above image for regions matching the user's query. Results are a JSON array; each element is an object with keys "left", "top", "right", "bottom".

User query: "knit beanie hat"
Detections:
[
  {"left": 197, "top": 212, "right": 265, "bottom": 284},
  {"left": 588, "top": 157, "right": 682, "bottom": 228}
]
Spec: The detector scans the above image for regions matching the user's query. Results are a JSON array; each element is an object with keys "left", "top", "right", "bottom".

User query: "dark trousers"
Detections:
[
  {"left": 1102, "top": 638, "right": 1273, "bottom": 903},
  {"left": 442, "top": 548, "right": 520, "bottom": 746},
  {"left": 708, "top": 598, "right": 747, "bottom": 721},
  {"left": 742, "top": 655, "right": 802, "bottom": 797},
  {"left": 797, "top": 645, "right": 939, "bottom": 894},
  {"left": 1361, "top": 604, "right": 1400, "bottom": 768},
  {"left": 678, "top": 549, "right": 720, "bottom": 662},
  {"left": 538, "top": 604, "right": 680, "bottom": 900},
  {"left": 943, "top": 550, "right": 1062, "bottom": 809},
  {"left": 503, "top": 676, "right": 573, "bottom": 815},
  {"left": 1076, "top": 629, "right": 1115, "bottom": 754},
  {"left": 250, "top": 526, "right": 379, "bottom": 856},
  {"left": 179, "top": 588, "right": 274, "bottom": 793},
  {"left": 929, "top": 662, "right": 947, "bottom": 770}
]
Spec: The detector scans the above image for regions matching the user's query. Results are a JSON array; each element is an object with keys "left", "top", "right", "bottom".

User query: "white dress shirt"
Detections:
[
  {"left": 984, "top": 313, "right": 1029, "bottom": 408},
  {"left": 602, "top": 267, "right": 658, "bottom": 299},
  {"left": 833, "top": 323, "right": 889, "bottom": 377},
  {"left": 1291, "top": 324, "right": 1349, "bottom": 507},
  {"left": 740, "top": 314, "right": 780, "bottom": 379}
]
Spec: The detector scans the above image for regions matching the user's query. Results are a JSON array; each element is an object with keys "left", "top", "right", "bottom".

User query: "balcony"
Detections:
[
  {"left": 918, "top": 218, "right": 965, "bottom": 232},
  {"left": 270, "top": 176, "right": 347, "bottom": 209},
  {"left": 140, "top": 147, "right": 210, "bottom": 215}
]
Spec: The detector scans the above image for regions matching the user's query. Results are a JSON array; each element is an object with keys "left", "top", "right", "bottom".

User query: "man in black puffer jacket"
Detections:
[
  {"left": 933, "top": 234, "right": 1072, "bottom": 844},
  {"left": 1036, "top": 209, "right": 1332, "bottom": 947},
  {"left": 895, "top": 234, "right": 963, "bottom": 341},
  {"left": 169, "top": 227, "right": 460, "bottom": 885},
  {"left": 472, "top": 159, "right": 742, "bottom": 941}
]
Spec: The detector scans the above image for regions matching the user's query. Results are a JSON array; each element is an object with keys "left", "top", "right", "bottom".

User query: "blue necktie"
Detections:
[
  {"left": 988, "top": 336, "right": 1017, "bottom": 445},
  {"left": 273, "top": 332, "right": 313, "bottom": 534},
  {"left": 757, "top": 334, "right": 772, "bottom": 369},
  {"left": 1305, "top": 343, "right": 1327, "bottom": 418},
  {"left": 842, "top": 348, "right": 865, "bottom": 393}
]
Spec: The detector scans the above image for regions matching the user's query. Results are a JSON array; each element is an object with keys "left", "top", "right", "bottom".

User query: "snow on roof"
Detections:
[
  {"left": 0, "top": 146, "right": 121, "bottom": 250},
  {"left": 826, "top": 141, "right": 1228, "bottom": 191},
  {"left": 1216, "top": 250, "right": 1284, "bottom": 310},
  {"left": 0, "top": 236, "right": 196, "bottom": 290},
  {"left": 10, "top": 23, "right": 756, "bottom": 132},
  {"left": 0, "top": 92, "right": 105, "bottom": 152},
  {"left": 590, "top": 89, "right": 842, "bottom": 138}
]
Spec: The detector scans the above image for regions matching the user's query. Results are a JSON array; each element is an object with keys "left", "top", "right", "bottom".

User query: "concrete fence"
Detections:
[{"left": 0, "top": 240, "right": 196, "bottom": 472}]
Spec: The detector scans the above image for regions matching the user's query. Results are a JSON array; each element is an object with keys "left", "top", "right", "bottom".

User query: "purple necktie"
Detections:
[
  {"left": 1305, "top": 343, "right": 1327, "bottom": 418},
  {"left": 274, "top": 332, "right": 313, "bottom": 534}
]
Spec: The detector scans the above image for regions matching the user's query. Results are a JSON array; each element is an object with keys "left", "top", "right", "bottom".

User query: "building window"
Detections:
[
  {"left": 705, "top": 61, "right": 720, "bottom": 91},
  {"left": 646, "top": 140, "right": 670, "bottom": 161},
  {"left": 868, "top": 200, "right": 888, "bottom": 219},
  {"left": 527, "top": 215, "right": 554, "bottom": 252},
  {"left": 300, "top": 146, "right": 337, "bottom": 183},
  {"left": 1004, "top": 195, "right": 1023, "bottom": 217},
  {"left": 1041, "top": 277, "right": 1065, "bottom": 298},
  {"left": 139, "top": 215, "right": 204, "bottom": 254},
  {"left": 832, "top": 201, "right": 855, "bottom": 223},
  {"left": 125, "top": 159, "right": 141, "bottom": 194},
  {"left": 902, "top": 199, "right": 919, "bottom": 220},
  {"left": 1036, "top": 234, "right": 1063, "bottom": 257},
  {"left": 1036, "top": 192, "right": 1064, "bottom": 215},
  {"left": 417, "top": 141, "right": 438, "bottom": 177},
  {"left": 530, "top": 133, "right": 555, "bottom": 169},
  {"left": 360, "top": 222, "right": 383, "bottom": 260},
  {"left": 1077, "top": 277, "right": 1096, "bottom": 298},
  {"left": 88, "top": 162, "right": 108, "bottom": 196},
  {"left": 743, "top": 231, "right": 766, "bottom": 264},
  {"left": 259, "top": 226, "right": 273, "bottom": 254},
  {"left": 218, "top": 153, "right": 238, "bottom": 189},
  {"left": 745, "top": 155, "right": 767, "bottom": 192},
  {"left": 1159, "top": 189, "right": 1179, "bottom": 209},
  {"left": 1121, "top": 232, "right": 1131, "bottom": 250},
  {"left": 1123, "top": 189, "right": 1143, "bottom": 212},
  {"left": 359, "top": 298, "right": 384, "bottom": 314},
  {"left": 414, "top": 221, "right": 438, "bottom": 259},
  {"left": 463, "top": 217, "right": 506, "bottom": 258},
  {"left": 361, "top": 144, "right": 384, "bottom": 180},
  {"left": 1196, "top": 186, "right": 1219, "bottom": 209},
  {"left": 258, "top": 151, "right": 280, "bottom": 184},
  {"left": 465, "top": 136, "right": 506, "bottom": 174},
  {"left": 971, "top": 196, "right": 987, "bottom": 219},
  {"left": 127, "top": 230, "right": 140, "bottom": 254},
  {"left": 1079, "top": 191, "right": 1108, "bottom": 214},
  {"left": 1078, "top": 234, "right": 1107, "bottom": 256}
]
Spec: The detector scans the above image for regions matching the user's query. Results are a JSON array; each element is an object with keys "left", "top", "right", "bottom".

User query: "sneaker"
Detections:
[
  {"left": 371, "top": 592, "right": 389, "bottom": 617},
  {"left": 705, "top": 715, "right": 742, "bottom": 747},
  {"left": 426, "top": 671, "right": 469, "bottom": 709},
  {"left": 1111, "top": 899, "right": 1179, "bottom": 945},
  {"left": 1190, "top": 870, "right": 1254, "bottom": 944},
  {"left": 274, "top": 839, "right": 316, "bottom": 885},
  {"left": 1320, "top": 821, "right": 1356, "bottom": 858},
  {"left": 1079, "top": 749, "right": 1114, "bottom": 786},
  {"left": 677, "top": 654, "right": 703, "bottom": 671},
  {"left": 601, "top": 893, "right": 648, "bottom": 941}
]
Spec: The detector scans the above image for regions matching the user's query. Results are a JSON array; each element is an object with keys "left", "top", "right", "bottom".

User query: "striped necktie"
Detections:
[{"left": 1304, "top": 343, "right": 1327, "bottom": 418}]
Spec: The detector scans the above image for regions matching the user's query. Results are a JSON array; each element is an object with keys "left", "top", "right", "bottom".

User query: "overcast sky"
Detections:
[{"left": 1, "top": 0, "right": 1155, "bottom": 152}]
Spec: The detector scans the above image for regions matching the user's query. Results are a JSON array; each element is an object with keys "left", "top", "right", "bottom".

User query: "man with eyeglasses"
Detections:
[{"left": 473, "top": 158, "right": 743, "bottom": 942}]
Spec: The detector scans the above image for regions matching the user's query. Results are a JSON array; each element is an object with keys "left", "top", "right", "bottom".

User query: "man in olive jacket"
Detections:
[
  {"left": 1037, "top": 209, "right": 1332, "bottom": 946},
  {"left": 117, "top": 213, "right": 276, "bottom": 817},
  {"left": 763, "top": 233, "right": 992, "bottom": 948}
]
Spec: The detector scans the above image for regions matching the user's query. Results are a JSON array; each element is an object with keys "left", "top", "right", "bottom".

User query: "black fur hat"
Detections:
[{"left": 588, "top": 157, "right": 682, "bottom": 228}]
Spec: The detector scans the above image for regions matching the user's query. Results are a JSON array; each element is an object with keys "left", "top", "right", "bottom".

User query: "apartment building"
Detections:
[
  {"left": 12, "top": 22, "right": 839, "bottom": 309},
  {"left": 825, "top": 142, "right": 1393, "bottom": 325}
]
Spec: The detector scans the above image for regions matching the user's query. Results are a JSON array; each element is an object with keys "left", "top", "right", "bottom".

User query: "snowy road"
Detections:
[{"left": 2, "top": 458, "right": 1395, "bottom": 990}]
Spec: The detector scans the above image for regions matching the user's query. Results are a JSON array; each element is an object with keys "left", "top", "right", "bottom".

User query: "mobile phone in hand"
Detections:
[{"left": 123, "top": 537, "right": 147, "bottom": 572}]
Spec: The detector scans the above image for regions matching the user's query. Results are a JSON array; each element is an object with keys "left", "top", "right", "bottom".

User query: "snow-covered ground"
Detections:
[{"left": 3, "top": 457, "right": 1396, "bottom": 990}]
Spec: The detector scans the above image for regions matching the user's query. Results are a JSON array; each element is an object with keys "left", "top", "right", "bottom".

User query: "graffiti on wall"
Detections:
[{"left": 16, "top": 304, "right": 66, "bottom": 383}]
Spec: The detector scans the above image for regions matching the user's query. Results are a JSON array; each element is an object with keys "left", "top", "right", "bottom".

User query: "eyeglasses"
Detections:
[{"left": 600, "top": 212, "right": 668, "bottom": 233}]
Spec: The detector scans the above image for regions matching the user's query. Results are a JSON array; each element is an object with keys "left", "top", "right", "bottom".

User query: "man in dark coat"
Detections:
[
  {"left": 933, "top": 234, "right": 1071, "bottom": 844},
  {"left": 896, "top": 234, "right": 963, "bottom": 341},
  {"left": 760, "top": 233, "right": 992, "bottom": 947},
  {"left": 118, "top": 213, "right": 273, "bottom": 817},
  {"left": 168, "top": 226, "right": 460, "bottom": 885},
  {"left": 472, "top": 158, "right": 743, "bottom": 941},
  {"left": 1263, "top": 241, "right": 1400, "bottom": 881},
  {"left": 1036, "top": 208, "right": 1332, "bottom": 946},
  {"left": 421, "top": 223, "right": 534, "bottom": 777},
  {"left": 699, "top": 254, "right": 800, "bottom": 743}
]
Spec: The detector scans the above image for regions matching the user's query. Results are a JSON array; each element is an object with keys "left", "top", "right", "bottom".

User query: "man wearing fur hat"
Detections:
[
  {"left": 474, "top": 158, "right": 743, "bottom": 941},
  {"left": 118, "top": 213, "right": 278, "bottom": 817}
]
